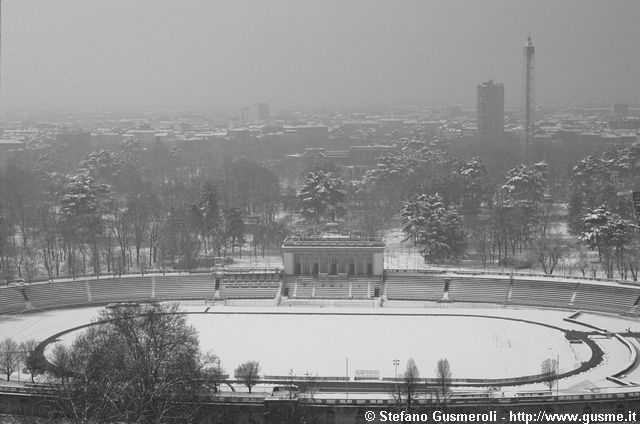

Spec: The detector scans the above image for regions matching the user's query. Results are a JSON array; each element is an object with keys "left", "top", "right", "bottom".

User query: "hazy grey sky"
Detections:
[{"left": 2, "top": 0, "right": 639, "bottom": 112}]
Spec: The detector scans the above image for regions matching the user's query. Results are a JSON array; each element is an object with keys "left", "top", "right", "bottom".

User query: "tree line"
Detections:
[
  {"left": 0, "top": 140, "right": 285, "bottom": 282},
  {"left": 3, "top": 133, "right": 640, "bottom": 281},
  {"left": 298, "top": 136, "right": 640, "bottom": 278}
]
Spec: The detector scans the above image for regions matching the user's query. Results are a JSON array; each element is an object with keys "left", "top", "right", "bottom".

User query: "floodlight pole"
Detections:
[
  {"left": 556, "top": 354, "right": 559, "bottom": 395},
  {"left": 346, "top": 357, "right": 349, "bottom": 399},
  {"left": 393, "top": 359, "right": 400, "bottom": 398}
]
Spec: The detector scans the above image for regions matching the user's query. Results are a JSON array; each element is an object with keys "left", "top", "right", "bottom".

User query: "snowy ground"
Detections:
[
  {"left": 574, "top": 312, "right": 640, "bottom": 333},
  {"left": 52, "top": 309, "right": 577, "bottom": 380},
  {"left": 2, "top": 302, "right": 636, "bottom": 394},
  {"left": 222, "top": 221, "right": 596, "bottom": 278},
  {"left": 19, "top": 218, "right": 617, "bottom": 281}
]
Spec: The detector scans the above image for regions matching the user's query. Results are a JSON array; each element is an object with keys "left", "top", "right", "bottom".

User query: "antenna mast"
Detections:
[{"left": 523, "top": 35, "right": 535, "bottom": 162}]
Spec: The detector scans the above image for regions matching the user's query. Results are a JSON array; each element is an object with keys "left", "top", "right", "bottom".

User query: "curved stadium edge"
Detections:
[
  {"left": 2, "top": 269, "right": 640, "bottom": 316},
  {"left": 4, "top": 270, "right": 640, "bottom": 410}
]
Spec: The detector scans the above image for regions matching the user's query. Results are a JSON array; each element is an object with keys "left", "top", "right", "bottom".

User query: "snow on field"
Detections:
[
  {"left": 575, "top": 312, "right": 640, "bottom": 333},
  {"left": 50, "top": 307, "right": 575, "bottom": 380},
  {"left": 190, "top": 313, "right": 578, "bottom": 379},
  {"left": 0, "top": 307, "right": 103, "bottom": 342},
  {"left": 2, "top": 303, "right": 636, "bottom": 390}
]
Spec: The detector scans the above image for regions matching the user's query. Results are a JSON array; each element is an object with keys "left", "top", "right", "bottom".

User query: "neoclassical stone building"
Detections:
[{"left": 281, "top": 237, "right": 385, "bottom": 276}]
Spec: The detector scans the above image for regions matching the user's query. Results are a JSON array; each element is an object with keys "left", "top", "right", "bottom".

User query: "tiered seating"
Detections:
[
  {"left": 219, "top": 274, "right": 279, "bottom": 299},
  {"left": 510, "top": 279, "right": 576, "bottom": 308},
  {"left": 350, "top": 277, "right": 371, "bottom": 298},
  {"left": 25, "top": 281, "right": 89, "bottom": 308},
  {"left": 0, "top": 287, "right": 26, "bottom": 314},
  {"left": 295, "top": 276, "right": 315, "bottom": 297},
  {"left": 313, "top": 276, "right": 349, "bottom": 298},
  {"left": 154, "top": 275, "right": 215, "bottom": 300},
  {"left": 447, "top": 277, "right": 509, "bottom": 303},
  {"left": 282, "top": 276, "right": 296, "bottom": 297},
  {"left": 281, "top": 298, "right": 375, "bottom": 308},
  {"left": 89, "top": 277, "right": 153, "bottom": 303},
  {"left": 385, "top": 273, "right": 445, "bottom": 301},
  {"left": 572, "top": 283, "right": 640, "bottom": 313}
]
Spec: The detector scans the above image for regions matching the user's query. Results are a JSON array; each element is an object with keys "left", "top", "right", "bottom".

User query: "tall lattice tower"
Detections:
[{"left": 523, "top": 35, "right": 535, "bottom": 162}]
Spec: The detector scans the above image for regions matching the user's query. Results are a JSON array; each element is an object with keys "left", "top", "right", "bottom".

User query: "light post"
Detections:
[
  {"left": 345, "top": 358, "right": 349, "bottom": 399},
  {"left": 556, "top": 354, "right": 560, "bottom": 395},
  {"left": 7, "top": 348, "right": 27, "bottom": 383},
  {"left": 393, "top": 359, "right": 400, "bottom": 398}
]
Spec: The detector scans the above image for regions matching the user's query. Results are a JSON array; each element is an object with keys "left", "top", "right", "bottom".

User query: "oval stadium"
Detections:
[{"left": 3, "top": 237, "right": 640, "bottom": 423}]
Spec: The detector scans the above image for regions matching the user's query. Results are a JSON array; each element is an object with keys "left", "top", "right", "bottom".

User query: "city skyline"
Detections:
[{"left": 0, "top": 0, "right": 638, "bottom": 112}]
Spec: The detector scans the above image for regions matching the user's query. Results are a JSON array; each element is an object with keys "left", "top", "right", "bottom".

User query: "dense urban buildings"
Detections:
[
  {"left": 1, "top": 1, "right": 640, "bottom": 421},
  {"left": 255, "top": 101, "right": 271, "bottom": 121}
]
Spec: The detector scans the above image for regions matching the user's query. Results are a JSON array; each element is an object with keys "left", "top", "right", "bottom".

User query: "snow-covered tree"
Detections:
[
  {"left": 568, "top": 145, "right": 640, "bottom": 235},
  {"left": 59, "top": 172, "right": 112, "bottom": 276},
  {"left": 298, "top": 171, "right": 347, "bottom": 223},
  {"left": 579, "top": 205, "right": 637, "bottom": 278},
  {"left": 361, "top": 155, "right": 412, "bottom": 219},
  {"left": 500, "top": 162, "right": 548, "bottom": 205},
  {"left": 402, "top": 194, "right": 467, "bottom": 264},
  {"left": 400, "top": 195, "right": 428, "bottom": 245},
  {"left": 458, "top": 157, "right": 489, "bottom": 214},
  {"left": 489, "top": 163, "right": 550, "bottom": 263}
]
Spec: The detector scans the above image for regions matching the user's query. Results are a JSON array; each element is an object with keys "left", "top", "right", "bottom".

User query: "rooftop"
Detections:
[
  {"left": 282, "top": 236, "right": 385, "bottom": 248},
  {"left": 0, "top": 139, "right": 24, "bottom": 145}
]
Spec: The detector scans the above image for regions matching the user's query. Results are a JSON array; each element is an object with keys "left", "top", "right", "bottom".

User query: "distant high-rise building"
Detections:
[
  {"left": 477, "top": 80, "right": 504, "bottom": 143},
  {"left": 239, "top": 107, "right": 250, "bottom": 122},
  {"left": 255, "top": 102, "right": 270, "bottom": 121},
  {"left": 449, "top": 106, "right": 463, "bottom": 118},
  {"left": 612, "top": 103, "right": 629, "bottom": 117},
  {"left": 522, "top": 35, "right": 535, "bottom": 160}
]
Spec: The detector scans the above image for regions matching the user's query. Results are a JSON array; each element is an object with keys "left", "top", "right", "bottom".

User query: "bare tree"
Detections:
[
  {"left": 20, "top": 339, "right": 45, "bottom": 383},
  {"left": 0, "top": 338, "right": 20, "bottom": 381},
  {"left": 541, "top": 358, "right": 558, "bottom": 390},
  {"left": 403, "top": 358, "right": 420, "bottom": 411},
  {"left": 576, "top": 250, "right": 590, "bottom": 277},
  {"left": 432, "top": 358, "right": 452, "bottom": 405},
  {"left": 201, "top": 351, "right": 225, "bottom": 393},
  {"left": 234, "top": 361, "right": 261, "bottom": 393},
  {"left": 534, "top": 232, "right": 565, "bottom": 275},
  {"left": 48, "top": 343, "right": 73, "bottom": 384},
  {"left": 471, "top": 224, "right": 492, "bottom": 266},
  {"left": 621, "top": 238, "right": 640, "bottom": 281},
  {"left": 47, "top": 303, "right": 212, "bottom": 423}
]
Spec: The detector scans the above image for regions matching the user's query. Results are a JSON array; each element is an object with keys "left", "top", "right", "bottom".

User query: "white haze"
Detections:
[{"left": 1, "top": 0, "right": 639, "bottom": 111}]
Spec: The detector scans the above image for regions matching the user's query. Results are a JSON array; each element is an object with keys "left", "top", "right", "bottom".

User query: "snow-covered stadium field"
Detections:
[
  {"left": 51, "top": 309, "right": 579, "bottom": 379},
  {"left": 2, "top": 302, "right": 638, "bottom": 392}
]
